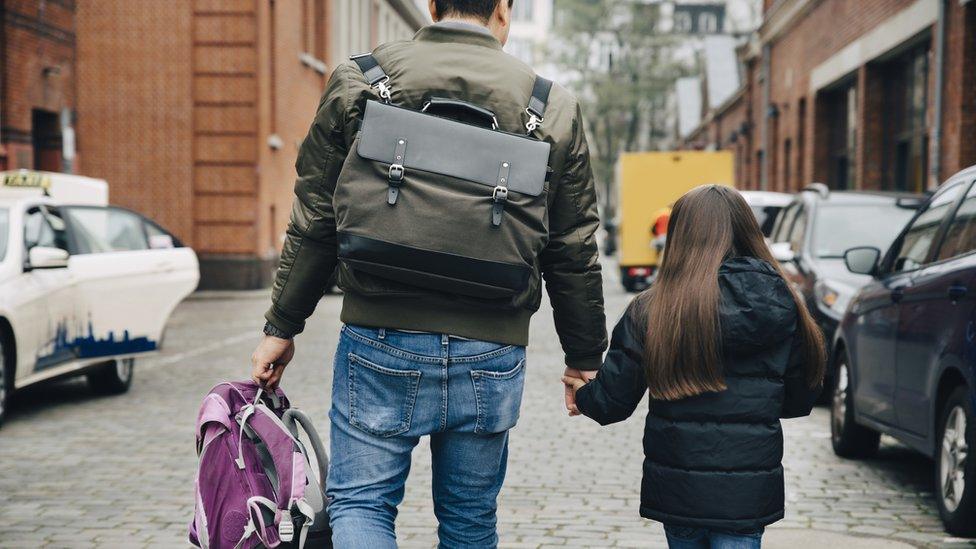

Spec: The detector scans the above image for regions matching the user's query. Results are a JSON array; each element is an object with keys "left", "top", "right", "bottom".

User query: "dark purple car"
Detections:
[{"left": 831, "top": 165, "right": 976, "bottom": 536}]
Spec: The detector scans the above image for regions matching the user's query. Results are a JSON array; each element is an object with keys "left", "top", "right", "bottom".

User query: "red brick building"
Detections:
[
  {"left": 2, "top": 0, "right": 426, "bottom": 289},
  {"left": 682, "top": 0, "right": 976, "bottom": 194},
  {"left": 0, "top": 0, "right": 77, "bottom": 173},
  {"left": 74, "top": 0, "right": 427, "bottom": 289}
]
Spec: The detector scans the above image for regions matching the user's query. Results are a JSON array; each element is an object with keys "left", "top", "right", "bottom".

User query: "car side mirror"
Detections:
[
  {"left": 27, "top": 246, "right": 69, "bottom": 270},
  {"left": 769, "top": 241, "right": 795, "bottom": 263},
  {"left": 844, "top": 246, "right": 881, "bottom": 276}
]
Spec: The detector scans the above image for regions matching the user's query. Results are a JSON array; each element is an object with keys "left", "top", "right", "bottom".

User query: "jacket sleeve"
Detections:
[
  {"left": 540, "top": 100, "right": 608, "bottom": 370},
  {"left": 781, "top": 335, "right": 821, "bottom": 418},
  {"left": 575, "top": 310, "right": 647, "bottom": 425},
  {"left": 264, "top": 65, "right": 354, "bottom": 336}
]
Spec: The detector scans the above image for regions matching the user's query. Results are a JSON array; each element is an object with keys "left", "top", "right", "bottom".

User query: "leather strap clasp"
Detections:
[
  {"left": 388, "top": 138, "right": 407, "bottom": 205},
  {"left": 491, "top": 161, "right": 511, "bottom": 227}
]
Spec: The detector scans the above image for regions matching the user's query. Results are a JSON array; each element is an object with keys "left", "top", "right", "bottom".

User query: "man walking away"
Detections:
[{"left": 251, "top": 1, "right": 607, "bottom": 547}]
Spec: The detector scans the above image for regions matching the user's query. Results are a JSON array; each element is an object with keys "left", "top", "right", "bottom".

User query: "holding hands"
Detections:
[{"left": 562, "top": 367, "right": 594, "bottom": 417}]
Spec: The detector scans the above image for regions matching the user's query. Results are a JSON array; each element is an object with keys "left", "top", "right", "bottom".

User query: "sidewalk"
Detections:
[{"left": 766, "top": 529, "right": 916, "bottom": 548}]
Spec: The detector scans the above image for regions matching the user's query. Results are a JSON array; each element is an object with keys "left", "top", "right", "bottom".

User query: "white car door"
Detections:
[
  {"left": 61, "top": 206, "right": 198, "bottom": 361},
  {"left": 15, "top": 205, "right": 77, "bottom": 380}
]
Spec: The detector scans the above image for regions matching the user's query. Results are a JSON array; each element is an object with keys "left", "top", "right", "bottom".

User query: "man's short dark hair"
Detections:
[{"left": 434, "top": 0, "right": 514, "bottom": 23}]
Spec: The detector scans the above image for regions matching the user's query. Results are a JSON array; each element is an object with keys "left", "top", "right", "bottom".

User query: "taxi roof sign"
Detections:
[
  {"left": 2, "top": 170, "right": 51, "bottom": 191},
  {"left": 0, "top": 170, "right": 108, "bottom": 206}
]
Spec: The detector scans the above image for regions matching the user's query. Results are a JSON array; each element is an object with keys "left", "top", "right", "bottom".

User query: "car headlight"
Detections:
[{"left": 815, "top": 280, "right": 852, "bottom": 316}]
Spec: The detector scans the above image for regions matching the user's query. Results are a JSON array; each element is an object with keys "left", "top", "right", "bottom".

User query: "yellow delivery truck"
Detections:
[{"left": 616, "top": 151, "right": 734, "bottom": 292}]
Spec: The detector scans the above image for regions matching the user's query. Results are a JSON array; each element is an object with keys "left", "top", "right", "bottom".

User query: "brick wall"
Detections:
[
  {"left": 75, "top": 0, "right": 193, "bottom": 244},
  {"left": 191, "top": 0, "right": 259, "bottom": 257},
  {"left": 70, "top": 0, "right": 422, "bottom": 288},
  {"left": 940, "top": 0, "right": 976, "bottom": 180},
  {"left": 75, "top": 0, "right": 335, "bottom": 288},
  {"left": 255, "top": 0, "right": 333, "bottom": 261},
  {"left": 1, "top": 0, "right": 76, "bottom": 170},
  {"left": 687, "top": 0, "right": 974, "bottom": 193},
  {"left": 760, "top": 0, "right": 916, "bottom": 192}
]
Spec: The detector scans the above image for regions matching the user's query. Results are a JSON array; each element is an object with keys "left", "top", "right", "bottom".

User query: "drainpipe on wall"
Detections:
[
  {"left": 760, "top": 43, "right": 771, "bottom": 191},
  {"left": 930, "top": 0, "right": 946, "bottom": 189}
]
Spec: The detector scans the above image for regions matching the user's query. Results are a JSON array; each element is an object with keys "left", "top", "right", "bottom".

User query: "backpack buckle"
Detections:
[
  {"left": 277, "top": 515, "right": 294, "bottom": 542},
  {"left": 389, "top": 163, "right": 404, "bottom": 184},
  {"left": 492, "top": 185, "right": 508, "bottom": 202},
  {"left": 375, "top": 77, "right": 392, "bottom": 102},
  {"left": 388, "top": 164, "right": 404, "bottom": 205},
  {"left": 524, "top": 108, "right": 543, "bottom": 132}
]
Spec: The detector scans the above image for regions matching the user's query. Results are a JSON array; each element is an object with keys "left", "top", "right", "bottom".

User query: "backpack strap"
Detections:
[
  {"left": 350, "top": 52, "right": 392, "bottom": 102},
  {"left": 525, "top": 76, "right": 553, "bottom": 133},
  {"left": 351, "top": 52, "right": 553, "bottom": 136}
]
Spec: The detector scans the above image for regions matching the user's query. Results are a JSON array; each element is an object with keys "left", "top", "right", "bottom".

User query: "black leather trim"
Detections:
[
  {"left": 357, "top": 100, "right": 550, "bottom": 196},
  {"left": 528, "top": 76, "right": 553, "bottom": 117},
  {"left": 337, "top": 232, "right": 531, "bottom": 292}
]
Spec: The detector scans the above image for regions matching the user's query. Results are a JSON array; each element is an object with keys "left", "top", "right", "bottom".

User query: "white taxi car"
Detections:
[{"left": 0, "top": 171, "right": 199, "bottom": 426}]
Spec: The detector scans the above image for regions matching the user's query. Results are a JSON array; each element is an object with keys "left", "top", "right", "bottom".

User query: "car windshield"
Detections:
[
  {"left": 0, "top": 208, "right": 7, "bottom": 261},
  {"left": 812, "top": 203, "right": 915, "bottom": 258}
]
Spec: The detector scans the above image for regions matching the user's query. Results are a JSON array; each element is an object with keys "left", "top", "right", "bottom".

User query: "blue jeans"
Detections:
[
  {"left": 326, "top": 325, "right": 527, "bottom": 549},
  {"left": 664, "top": 525, "right": 764, "bottom": 549}
]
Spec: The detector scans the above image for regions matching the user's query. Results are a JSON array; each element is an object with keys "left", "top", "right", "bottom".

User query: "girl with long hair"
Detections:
[{"left": 564, "top": 185, "right": 826, "bottom": 549}]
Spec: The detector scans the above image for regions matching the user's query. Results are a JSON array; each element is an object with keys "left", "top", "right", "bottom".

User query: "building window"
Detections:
[
  {"left": 884, "top": 44, "right": 930, "bottom": 192},
  {"left": 31, "top": 109, "right": 62, "bottom": 172},
  {"left": 756, "top": 150, "right": 763, "bottom": 187},
  {"left": 824, "top": 81, "right": 856, "bottom": 190},
  {"left": 699, "top": 13, "right": 718, "bottom": 34},
  {"left": 513, "top": 0, "right": 534, "bottom": 22},
  {"left": 797, "top": 98, "right": 806, "bottom": 185},
  {"left": 783, "top": 138, "right": 792, "bottom": 190},
  {"left": 314, "top": 0, "right": 327, "bottom": 60}
]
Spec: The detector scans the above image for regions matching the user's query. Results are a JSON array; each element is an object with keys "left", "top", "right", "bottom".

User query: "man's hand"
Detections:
[
  {"left": 563, "top": 367, "right": 597, "bottom": 417},
  {"left": 251, "top": 335, "right": 295, "bottom": 390}
]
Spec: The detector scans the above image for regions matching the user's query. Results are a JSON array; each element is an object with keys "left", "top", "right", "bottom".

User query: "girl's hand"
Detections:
[{"left": 561, "top": 376, "right": 588, "bottom": 416}]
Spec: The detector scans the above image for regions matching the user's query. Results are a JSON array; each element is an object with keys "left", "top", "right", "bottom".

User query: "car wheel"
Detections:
[
  {"left": 830, "top": 356, "right": 880, "bottom": 458},
  {"left": 87, "top": 358, "right": 134, "bottom": 395},
  {"left": 936, "top": 387, "right": 975, "bottom": 536},
  {"left": 0, "top": 337, "right": 9, "bottom": 428}
]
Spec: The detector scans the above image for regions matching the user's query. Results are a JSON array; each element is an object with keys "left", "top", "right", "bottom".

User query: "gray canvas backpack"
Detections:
[{"left": 333, "top": 53, "right": 553, "bottom": 308}]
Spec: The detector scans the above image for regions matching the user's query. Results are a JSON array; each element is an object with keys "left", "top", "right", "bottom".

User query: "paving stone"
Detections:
[{"left": 0, "top": 262, "right": 970, "bottom": 548}]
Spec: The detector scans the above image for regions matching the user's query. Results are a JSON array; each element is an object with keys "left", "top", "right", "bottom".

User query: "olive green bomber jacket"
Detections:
[{"left": 264, "top": 23, "right": 607, "bottom": 370}]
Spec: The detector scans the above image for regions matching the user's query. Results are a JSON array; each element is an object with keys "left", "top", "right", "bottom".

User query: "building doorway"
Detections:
[
  {"left": 820, "top": 79, "right": 857, "bottom": 190},
  {"left": 882, "top": 43, "right": 929, "bottom": 193},
  {"left": 31, "top": 109, "right": 62, "bottom": 172}
]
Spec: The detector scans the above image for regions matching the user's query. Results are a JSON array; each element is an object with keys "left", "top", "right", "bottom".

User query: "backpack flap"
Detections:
[{"left": 357, "top": 100, "right": 550, "bottom": 198}]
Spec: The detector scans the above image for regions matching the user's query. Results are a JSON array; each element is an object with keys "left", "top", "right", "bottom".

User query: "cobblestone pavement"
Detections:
[{"left": 1, "top": 264, "right": 974, "bottom": 548}]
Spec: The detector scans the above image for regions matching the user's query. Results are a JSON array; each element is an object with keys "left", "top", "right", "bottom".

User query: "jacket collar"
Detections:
[{"left": 414, "top": 21, "right": 503, "bottom": 50}]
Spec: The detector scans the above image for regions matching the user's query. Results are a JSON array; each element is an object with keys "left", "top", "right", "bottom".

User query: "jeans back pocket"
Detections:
[
  {"left": 348, "top": 353, "right": 421, "bottom": 437},
  {"left": 470, "top": 358, "right": 526, "bottom": 434}
]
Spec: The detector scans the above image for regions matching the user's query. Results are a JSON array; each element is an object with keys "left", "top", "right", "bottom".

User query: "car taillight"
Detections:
[{"left": 628, "top": 267, "right": 650, "bottom": 277}]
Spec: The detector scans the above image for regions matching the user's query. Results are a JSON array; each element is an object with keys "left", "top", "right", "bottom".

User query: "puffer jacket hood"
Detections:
[
  {"left": 576, "top": 256, "right": 821, "bottom": 532},
  {"left": 719, "top": 257, "right": 796, "bottom": 355}
]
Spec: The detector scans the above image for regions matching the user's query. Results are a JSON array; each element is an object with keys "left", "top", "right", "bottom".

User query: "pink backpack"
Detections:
[{"left": 189, "top": 381, "right": 330, "bottom": 548}]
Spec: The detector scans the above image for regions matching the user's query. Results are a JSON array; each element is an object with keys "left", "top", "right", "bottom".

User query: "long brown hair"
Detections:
[{"left": 638, "top": 185, "right": 826, "bottom": 401}]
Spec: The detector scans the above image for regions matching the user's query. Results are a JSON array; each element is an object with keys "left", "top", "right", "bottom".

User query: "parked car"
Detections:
[
  {"left": 740, "top": 190, "right": 793, "bottom": 237},
  {"left": 0, "top": 171, "right": 199, "bottom": 427},
  {"left": 767, "top": 184, "right": 922, "bottom": 356},
  {"left": 831, "top": 166, "right": 976, "bottom": 535}
]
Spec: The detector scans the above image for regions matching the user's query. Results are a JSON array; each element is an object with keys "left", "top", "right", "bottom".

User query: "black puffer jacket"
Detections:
[{"left": 576, "top": 257, "right": 819, "bottom": 532}]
